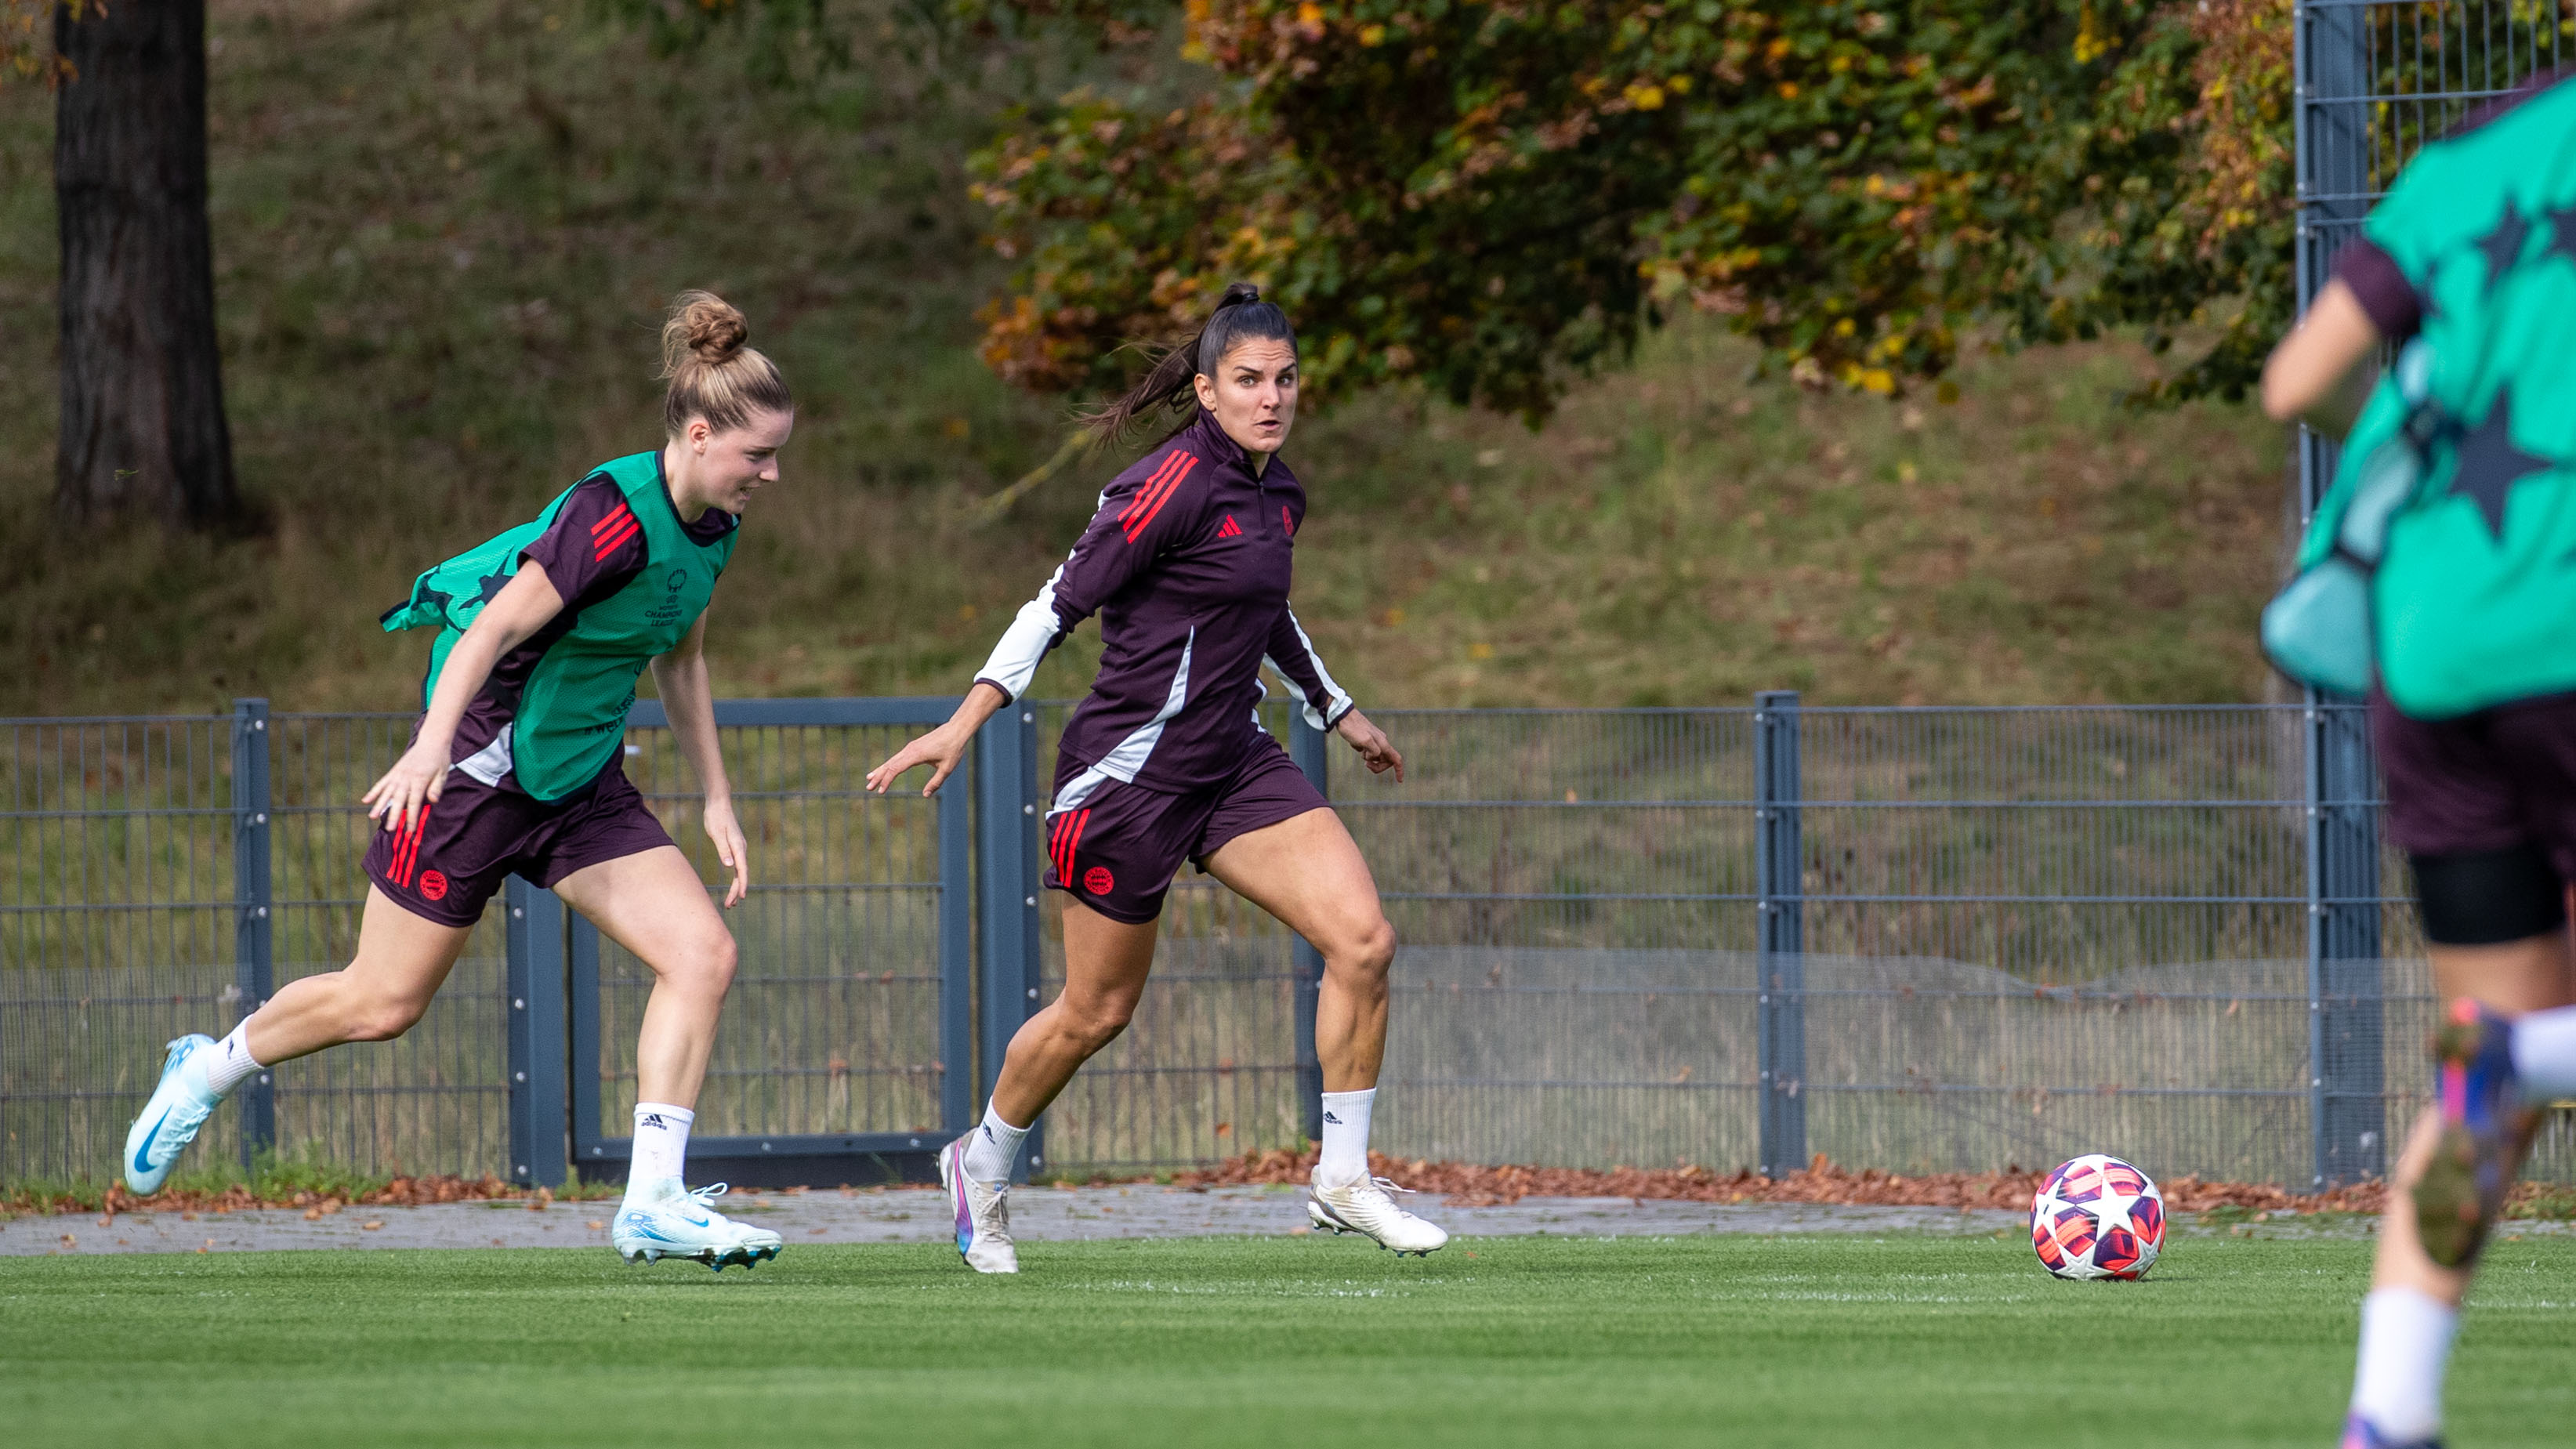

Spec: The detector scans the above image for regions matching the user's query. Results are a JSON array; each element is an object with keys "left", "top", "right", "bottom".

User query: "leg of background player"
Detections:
[{"left": 2349, "top": 932, "right": 2574, "bottom": 1447}]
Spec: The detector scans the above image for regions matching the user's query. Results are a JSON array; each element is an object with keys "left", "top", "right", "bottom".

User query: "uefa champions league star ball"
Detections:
[{"left": 2029, "top": 1154, "right": 2165, "bottom": 1281}]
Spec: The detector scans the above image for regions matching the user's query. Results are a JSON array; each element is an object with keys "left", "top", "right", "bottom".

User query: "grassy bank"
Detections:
[{"left": 0, "top": 1, "right": 2292, "bottom": 717}]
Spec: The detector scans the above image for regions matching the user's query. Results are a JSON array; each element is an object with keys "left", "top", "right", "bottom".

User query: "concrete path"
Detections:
[
  {"left": 2, "top": 1185, "right": 2032, "bottom": 1257},
  {"left": 20, "top": 1183, "right": 2566, "bottom": 1257}
]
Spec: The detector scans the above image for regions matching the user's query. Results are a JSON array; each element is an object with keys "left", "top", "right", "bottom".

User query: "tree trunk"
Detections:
[{"left": 55, "top": 0, "right": 239, "bottom": 528}]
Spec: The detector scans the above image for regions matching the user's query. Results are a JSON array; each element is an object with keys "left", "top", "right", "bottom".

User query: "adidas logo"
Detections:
[
  {"left": 1217, "top": 515, "right": 1243, "bottom": 538},
  {"left": 1322, "top": 1111, "right": 1342, "bottom": 1125},
  {"left": 639, "top": 1114, "right": 665, "bottom": 1130}
]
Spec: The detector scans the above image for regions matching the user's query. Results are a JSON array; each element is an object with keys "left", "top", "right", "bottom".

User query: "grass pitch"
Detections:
[{"left": 3, "top": 1233, "right": 2572, "bottom": 1447}]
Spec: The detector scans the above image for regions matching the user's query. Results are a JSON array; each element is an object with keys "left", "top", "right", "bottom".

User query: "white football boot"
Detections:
[
  {"left": 121, "top": 1034, "right": 224, "bottom": 1196},
  {"left": 938, "top": 1135, "right": 1019, "bottom": 1273},
  {"left": 1309, "top": 1170, "right": 1450, "bottom": 1257},
  {"left": 612, "top": 1179, "right": 783, "bottom": 1272}
]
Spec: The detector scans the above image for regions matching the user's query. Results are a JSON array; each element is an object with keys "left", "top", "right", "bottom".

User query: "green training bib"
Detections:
[
  {"left": 2297, "top": 79, "right": 2576, "bottom": 718},
  {"left": 380, "top": 451, "right": 735, "bottom": 800}
]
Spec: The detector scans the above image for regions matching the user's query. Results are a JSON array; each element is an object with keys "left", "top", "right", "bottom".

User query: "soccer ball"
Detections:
[{"left": 2030, "top": 1154, "right": 2165, "bottom": 1281}]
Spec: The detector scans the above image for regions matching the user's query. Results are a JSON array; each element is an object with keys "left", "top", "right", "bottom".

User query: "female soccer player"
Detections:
[
  {"left": 2262, "top": 72, "right": 2576, "bottom": 1449},
  {"left": 121, "top": 292, "right": 792, "bottom": 1272},
  {"left": 867, "top": 282, "right": 1445, "bottom": 1273}
]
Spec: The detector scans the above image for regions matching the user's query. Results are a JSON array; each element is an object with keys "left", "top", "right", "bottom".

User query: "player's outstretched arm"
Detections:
[
  {"left": 362, "top": 562, "right": 565, "bottom": 835},
  {"left": 868, "top": 680, "right": 1010, "bottom": 798},
  {"left": 2261, "top": 278, "right": 2382, "bottom": 439},
  {"left": 650, "top": 612, "right": 748, "bottom": 908}
]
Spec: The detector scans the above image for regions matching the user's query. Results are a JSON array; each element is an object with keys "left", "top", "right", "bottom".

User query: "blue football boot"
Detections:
[
  {"left": 612, "top": 1180, "right": 783, "bottom": 1272},
  {"left": 121, "top": 1034, "right": 223, "bottom": 1196}
]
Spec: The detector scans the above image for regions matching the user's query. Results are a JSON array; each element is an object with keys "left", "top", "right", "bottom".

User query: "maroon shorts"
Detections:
[
  {"left": 364, "top": 764, "right": 676, "bottom": 927},
  {"left": 1044, "top": 739, "right": 1329, "bottom": 924},
  {"left": 2374, "top": 691, "right": 2576, "bottom": 869},
  {"left": 2373, "top": 690, "right": 2576, "bottom": 944}
]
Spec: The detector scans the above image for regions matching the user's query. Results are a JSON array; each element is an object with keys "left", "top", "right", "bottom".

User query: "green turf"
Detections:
[{"left": 2, "top": 1233, "right": 2571, "bottom": 1447}]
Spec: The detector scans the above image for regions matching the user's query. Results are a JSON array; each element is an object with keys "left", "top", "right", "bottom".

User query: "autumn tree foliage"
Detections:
[{"left": 969, "top": 0, "right": 2293, "bottom": 416}]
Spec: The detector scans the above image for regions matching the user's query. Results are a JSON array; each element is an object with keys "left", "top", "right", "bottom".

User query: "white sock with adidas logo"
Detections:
[
  {"left": 1317, "top": 1088, "right": 1375, "bottom": 1186},
  {"left": 628, "top": 1103, "right": 694, "bottom": 1197},
  {"left": 963, "top": 1102, "right": 1030, "bottom": 1186}
]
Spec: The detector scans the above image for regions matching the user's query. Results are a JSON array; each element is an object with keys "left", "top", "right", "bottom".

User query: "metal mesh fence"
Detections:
[
  {"left": 0, "top": 699, "right": 2551, "bottom": 1189},
  {"left": 587, "top": 722, "right": 951, "bottom": 1144}
]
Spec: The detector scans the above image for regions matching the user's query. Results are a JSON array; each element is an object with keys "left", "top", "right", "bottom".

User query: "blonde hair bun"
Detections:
[
  {"left": 662, "top": 290, "right": 749, "bottom": 375},
  {"left": 657, "top": 289, "right": 792, "bottom": 435}
]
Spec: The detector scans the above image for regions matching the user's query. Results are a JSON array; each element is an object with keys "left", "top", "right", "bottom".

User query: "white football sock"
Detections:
[
  {"left": 203, "top": 1020, "right": 265, "bottom": 1096},
  {"left": 2509, "top": 1003, "right": 2576, "bottom": 1100},
  {"left": 628, "top": 1103, "right": 694, "bottom": 1191},
  {"left": 962, "top": 1103, "right": 1029, "bottom": 1186},
  {"left": 2351, "top": 1286, "right": 2456, "bottom": 1443},
  {"left": 1317, "top": 1089, "right": 1376, "bottom": 1185}
]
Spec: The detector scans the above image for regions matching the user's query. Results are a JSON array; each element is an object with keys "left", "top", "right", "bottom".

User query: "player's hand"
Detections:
[
  {"left": 1335, "top": 710, "right": 1404, "bottom": 783},
  {"left": 362, "top": 739, "right": 451, "bottom": 835},
  {"left": 865, "top": 723, "right": 970, "bottom": 797},
  {"left": 703, "top": 795, "right": 751, "bottom": 908}
]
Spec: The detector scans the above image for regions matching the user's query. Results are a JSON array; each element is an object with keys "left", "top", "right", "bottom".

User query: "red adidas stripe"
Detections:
[
  {"left": 1124, "top": 455, "right": 1196, "bottom": 541},
  {"left": 1064, "top": 809, "right": 1092, "bottom": 883},
  {"left": 589, "top": 503, "right": 635, "bottom": 537},
  {"left": 592, "top": 516, "right": 643, "bottom": 560},
  {"left": 392, "top": 799, "right": 433, "bottom": 888},
  {"left": 1119, "top": 452, "right": 1190, "bottom": 526},
  {"left": 1048, "top": 813, "right": 1071, "bottom": 885},
  {"left": 1283, "top": 505, "right": 1294, "bottom": 535}
]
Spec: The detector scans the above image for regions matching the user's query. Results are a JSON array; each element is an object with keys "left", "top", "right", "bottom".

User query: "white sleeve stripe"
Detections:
[
  {"left": 974, "top": 563, "right": 1071, "bottom": 701},
  {"left": 1275, "top": 606, "right": 1355, "bottom": 732}
]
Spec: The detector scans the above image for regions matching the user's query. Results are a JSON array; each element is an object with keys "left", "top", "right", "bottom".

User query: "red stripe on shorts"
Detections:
[
  {"left": 1063, "top": 809, "right": 1091, "bottom": 882},
  {"left": 391, "top": 799, "right": 433, "bottom": 888}
]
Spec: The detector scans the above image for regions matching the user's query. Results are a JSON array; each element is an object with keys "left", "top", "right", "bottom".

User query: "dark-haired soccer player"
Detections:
[{"left": 869, "top": 282, "right": 1446, "bottom": 1273}]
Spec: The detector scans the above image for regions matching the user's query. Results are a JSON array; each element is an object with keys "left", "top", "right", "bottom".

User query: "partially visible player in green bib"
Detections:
[
  {"left": 2262, "top": 73, "right": 2576, "bottom": 1449},
  {"left": 118, "top": 292, "right": 794, "bottom": 1273}
]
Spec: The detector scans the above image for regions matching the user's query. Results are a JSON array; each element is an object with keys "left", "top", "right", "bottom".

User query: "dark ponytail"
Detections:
[{"left": 1084, "top": 281, "right": 1298, "bottom": 444}]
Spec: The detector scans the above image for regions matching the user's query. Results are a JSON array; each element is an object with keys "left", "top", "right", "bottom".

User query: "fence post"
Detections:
[
  {"left": 230, "top": 698, "right": 275, "bottom": 1172},
  {"left": 2295, "top": 1, "right": 2385, "bottom": 1191},
  {"left": 1755, "top": 691, "right": 1806, "bottom": 1179},
  {"left": 568, "top": 915, "right": 603, "bottom": 1169},
  {"left": 505, "top": 877, "right": 569, "bottom": 1188},
  {"left": 2308, "top": 702, "right": 2386, "bottom": 1188},
  {"left": 1288, "top": 712, "right": 1331, "bottom": 1144},
  {"left": 976, "top": 705, "right": 1045, "bottom": 1179}
]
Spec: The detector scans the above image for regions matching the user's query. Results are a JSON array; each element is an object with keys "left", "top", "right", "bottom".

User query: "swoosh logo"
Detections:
[{"left": 133, "top": 1108, "right": 173, "bottom": 1173}]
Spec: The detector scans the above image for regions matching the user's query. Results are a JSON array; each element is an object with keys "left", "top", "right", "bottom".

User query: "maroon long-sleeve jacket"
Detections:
[{"left": 973, "top": 410, "right": 1353, "bottom": 794}]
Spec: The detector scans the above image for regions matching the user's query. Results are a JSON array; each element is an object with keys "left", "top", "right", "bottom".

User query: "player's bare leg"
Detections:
[
  {"left": 944, "top": 904, "right": 1160, "bottom": 1273},
  {"left": 1205, "top": 808, "right": 1445, "bottom": 1256},
  {"left": 124, "top": 887, "right": 471, "bottom": 1194},
  {"left": 2346, "top": 933, "right": 2574, "bottom": 1447},
  {"left": 555, "top": 846, "right": 777, "bottom": 1271}
]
